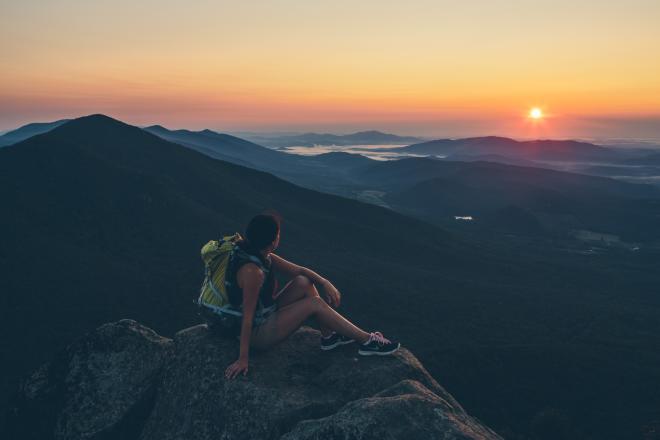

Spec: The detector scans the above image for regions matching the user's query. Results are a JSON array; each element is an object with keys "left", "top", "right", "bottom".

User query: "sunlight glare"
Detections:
[{"left": 529, "top": 107, "right": 543, "bottom": 119}]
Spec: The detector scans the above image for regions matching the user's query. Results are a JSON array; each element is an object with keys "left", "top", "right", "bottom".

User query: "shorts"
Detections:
[{"left": 199, "top": 304, "right": 277, "bottom": 338}]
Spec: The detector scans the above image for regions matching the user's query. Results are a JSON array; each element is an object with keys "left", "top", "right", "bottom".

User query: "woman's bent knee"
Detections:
[
  {"left": 293, "top": 275, "right": 322, "bottom": 299},
  {"left": 292, "top": 274, "right": 313, "bottom": 288}
]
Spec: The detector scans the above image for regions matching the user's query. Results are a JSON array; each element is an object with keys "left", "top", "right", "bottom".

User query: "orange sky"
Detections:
[{"left": 1, "top": 0, "right": 659, "bottom": 138}]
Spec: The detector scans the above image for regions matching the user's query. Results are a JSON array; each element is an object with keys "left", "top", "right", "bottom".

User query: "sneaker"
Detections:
[
  {"left": 320, "top": 332, "right": 355, "bottom": 351},
  {"left": 358, "top": 331, "right": 400, "bottom": 356}
]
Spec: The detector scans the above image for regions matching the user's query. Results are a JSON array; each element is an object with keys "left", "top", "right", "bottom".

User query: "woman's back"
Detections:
[{"left": 228, "top": 239, "right": 278, "bottom": 309}]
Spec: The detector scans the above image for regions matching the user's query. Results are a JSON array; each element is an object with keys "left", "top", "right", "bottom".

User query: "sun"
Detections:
[{"left": 529, "top": 107, "right": 543, "bottom": 119}]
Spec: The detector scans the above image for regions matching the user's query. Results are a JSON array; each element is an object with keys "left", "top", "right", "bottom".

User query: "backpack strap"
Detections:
[
  {"left": 200, "top": 302, "right": 243, "bottom": 317},
  {"left": 233, "top": 246, "right": 269, "bottom": 274}
]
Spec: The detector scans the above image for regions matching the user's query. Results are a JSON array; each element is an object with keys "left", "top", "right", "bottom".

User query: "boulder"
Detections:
[
  {"left": 6, "top": 320, "right": 501, "bottom": 440},
  {"left": 7, "top": 319, "right": 172, "bottom": 440},
  {"left": 283, "top": 380, "right": 498, "bottom": 440}
]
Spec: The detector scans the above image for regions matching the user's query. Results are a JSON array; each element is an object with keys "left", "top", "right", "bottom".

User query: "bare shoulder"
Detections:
[{"left": 237, "top": 262, "right": 265, "bottom": 288}]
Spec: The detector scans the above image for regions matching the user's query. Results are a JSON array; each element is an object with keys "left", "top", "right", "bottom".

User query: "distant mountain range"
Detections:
[
  {"left": 386, "top": 136, "right": 619, "bottom": 162},
  {"left": 144, "top": 124, "right": 286, "bottom": 168},
  {"left": 4, "top": 118, "right": 658, "bottom": 242},
  {"left": 3, "top": 120, "right": 654, "bottom": 169},
  {"left": 0, "top": 119, "right": 70, "bottom": 146},
  {"left": 240, "top": 130, "right": 423, "bottom": 148},
  {"left": 144, "top": 125, "right": 660, "bottom": 241},
  {"left": 142, "top": 124, "right": 372, "bottom": 194},
  {"left": 371, "top": 136, "right": 660, "bottom": 184},
  {"left": 2, "top": 114, "right": 660, "bottom": 439},
  {"left": 135, "top": 127, "right": 660, "bottom": 185}
]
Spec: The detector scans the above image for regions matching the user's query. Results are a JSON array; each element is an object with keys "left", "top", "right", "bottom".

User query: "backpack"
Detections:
[{"left": 196, "top": 232, "right": 268, "bottom": 316}]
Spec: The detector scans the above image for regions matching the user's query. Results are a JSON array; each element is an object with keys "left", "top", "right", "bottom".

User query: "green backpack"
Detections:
[{"left": 196, "top": 232, "right": 268, "bottom": 316}]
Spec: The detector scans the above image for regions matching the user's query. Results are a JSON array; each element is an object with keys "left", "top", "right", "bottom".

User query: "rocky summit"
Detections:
[{"left": 6, "top": 320, "right": 501, "bottom": 440}]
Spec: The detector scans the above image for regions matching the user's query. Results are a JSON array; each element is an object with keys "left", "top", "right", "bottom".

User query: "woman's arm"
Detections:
[
  {"left": 270, "top": 253, "right": 327, "bottom": 285},
  {"left": 270, "top": 253, "right": 341, "bottom": 307},
  {"left": 225, "top": 264, "right": 264, "bottom": 380}
]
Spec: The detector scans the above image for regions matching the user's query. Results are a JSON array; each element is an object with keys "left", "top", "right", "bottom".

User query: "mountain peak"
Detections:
[
  {"left": 59, "top": 113, "right": 125, "bottom": 128},
  {"left": 40, "top": 114, "right": 163, "bottom": 146},
  {"left": 144, "top": 124, "right": 168, "bottom": 131},
  {"left": 5, "top": 114, "right": 192, "bottom": 167},
  {"left": 8, "top": 320, "right": 501, "bottom": 440},
  {"left": 40, "top": 114, "right": 137, "bottom": 140}
]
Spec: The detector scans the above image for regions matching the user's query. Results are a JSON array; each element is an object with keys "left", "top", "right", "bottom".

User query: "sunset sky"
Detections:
[{"left": 2, "top": 0, "right": 659, "bottom": 139}]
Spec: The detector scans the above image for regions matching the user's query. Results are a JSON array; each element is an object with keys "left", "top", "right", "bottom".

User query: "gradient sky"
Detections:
[{"left": 1, "top": 0, "right": 659, "bottom": 138}]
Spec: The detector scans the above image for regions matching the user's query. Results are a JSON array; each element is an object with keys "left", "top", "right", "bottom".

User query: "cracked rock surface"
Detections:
[{"left": 7, "top": 320, "right": 500, "bottom": 440}]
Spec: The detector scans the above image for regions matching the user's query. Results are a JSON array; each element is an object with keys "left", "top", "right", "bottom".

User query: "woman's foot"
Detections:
[
  {"left": 320, "top": 331, "right": 355, "bottom": 350},
  {"left": 358, "top": 331, "right": 400, "bottom": 356}
]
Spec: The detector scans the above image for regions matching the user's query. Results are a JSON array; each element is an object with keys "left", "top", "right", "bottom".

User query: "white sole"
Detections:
[
  {"left": 358, "top": 344, "right": 400, "bottom": 356},
  {"left": 320, "top": 339, "right": 355, "bottom": 351}
]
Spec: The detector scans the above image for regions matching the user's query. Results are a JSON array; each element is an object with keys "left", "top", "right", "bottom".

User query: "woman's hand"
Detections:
[
  {"left": 225, "top": 357, "right": 249, "bottom": 380},
  {"left": 321, "top": 280, "right": 341, "bottom": 307}
]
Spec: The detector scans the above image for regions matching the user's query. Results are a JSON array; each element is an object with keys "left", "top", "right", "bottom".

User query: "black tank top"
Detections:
[{"left": 227, "top": 241, "right": 278, "bottom": 309}]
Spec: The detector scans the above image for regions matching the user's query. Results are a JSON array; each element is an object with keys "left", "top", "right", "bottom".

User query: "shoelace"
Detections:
[{"left": 368, "top": 331, "right": 391, "bottom": 346}]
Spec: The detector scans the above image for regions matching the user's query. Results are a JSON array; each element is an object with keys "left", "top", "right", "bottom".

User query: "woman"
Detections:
[{"left": 224, "top": 213, "right": 400, "bottom": 380}]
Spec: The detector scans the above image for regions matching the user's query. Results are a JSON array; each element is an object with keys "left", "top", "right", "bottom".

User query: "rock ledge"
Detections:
[{"left": 7, "top": 320, "right": 500, "bottom": 440}]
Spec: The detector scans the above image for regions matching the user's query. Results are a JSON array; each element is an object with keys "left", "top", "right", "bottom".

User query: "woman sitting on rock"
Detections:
[{"left": 210, "top": 213, "right": 400, "bottom": 380}]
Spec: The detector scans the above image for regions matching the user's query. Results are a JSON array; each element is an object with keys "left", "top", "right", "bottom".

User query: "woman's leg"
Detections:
[
  {"left": 275, "top": 275, "right": 332, "bottom": 336},
  {"left": 250, "top": 296, "right": 371, "bottom": 350}
]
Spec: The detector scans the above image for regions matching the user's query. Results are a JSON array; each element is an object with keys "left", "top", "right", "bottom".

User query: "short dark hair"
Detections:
[{"left": 245, "top": 213, "right": 281, "bottom": 251}]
